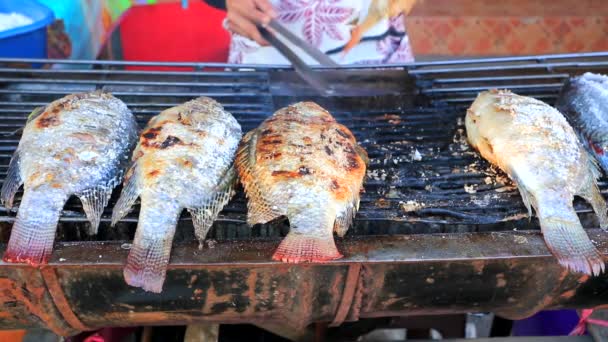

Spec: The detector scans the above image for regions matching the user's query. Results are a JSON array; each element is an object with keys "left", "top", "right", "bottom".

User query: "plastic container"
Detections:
[
  {"left": 0, "top": 0, "right": 55, "bottom": 59},
  {"left": 119, "top": 1, "right": 230, "bottom": 71}
]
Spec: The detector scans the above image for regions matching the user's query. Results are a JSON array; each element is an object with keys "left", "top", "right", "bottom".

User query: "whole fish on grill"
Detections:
[
  {"left": 236, "top": 102, "right": 367, "bottom": 263},
  {"left": 466, "top": 89, "right": 608, "bottom": 275},
  {"left": 556, "top": 72, "right": 608, "bottom": 173},
  {"left": 111, "top": 97, "right": 241, "bottom": 293},
  {"left": 1, "top": 91, "right": 139, "bottom": 265}
]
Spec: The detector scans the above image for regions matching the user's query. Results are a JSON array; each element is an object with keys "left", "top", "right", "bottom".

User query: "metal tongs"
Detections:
[{"left": 258, "top": 19, "right": 340, "bottom": 96}]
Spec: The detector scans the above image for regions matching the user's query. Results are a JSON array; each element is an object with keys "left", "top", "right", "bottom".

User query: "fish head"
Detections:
[
  {"left": 465, "top": 92, "right": 492, "bottom": 148},
  {"left": 172, "top": 97, "right": 235, "bottom": 129},
  {"left": 188, "top": 97, "right": 223, "bottom": 118},
  {"left": 465, "top": 90, "right": 514, "bottom": 162}
]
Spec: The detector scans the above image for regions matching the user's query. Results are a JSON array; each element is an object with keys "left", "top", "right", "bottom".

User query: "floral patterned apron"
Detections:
[{"left": 227, "top": 0, "right": 415, "bottom": 65}]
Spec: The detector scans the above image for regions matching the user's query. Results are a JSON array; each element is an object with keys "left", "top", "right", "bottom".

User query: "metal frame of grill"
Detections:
[{"left": 0, "top": 53, "right": 608, "bottom": 338}]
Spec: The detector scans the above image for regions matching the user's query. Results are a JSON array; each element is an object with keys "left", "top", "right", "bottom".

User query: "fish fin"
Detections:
[
  {"left": 247, "top": 195, "right": 282, "bottom": 225},
  {"left": 586, "top": 148, "right": 603, "bottom": 179},
  {"left": 236, "top": 129, "right": 282, "bottom": 225},
  {"left": 3, "top": 107, "right": 46, "bottom": 138},
  {"left": 510, "top": 171, "right": 533, "bottom": 218},
  {"left": 519, "top": 186, "right": 533, "bottom": 219},
  {"left": 334, "top": 198, "right": 359, "bottom": 237},
  {"left": 273, "top": 232, "right": 343, "bottom": 263},
  {"left": 26, "top": 106, "right": 46, "bottom": 123},
  {"left": 355, "top": 144, "right": 370, "bottom": 168},
  {"left": 77, "top": 186, "right": 112, "bottom": 235},
  {"left": 124, "top": 199, "right": 180, "bottom": 293},
  {"left": 578, "top": 175, "right": 608, "bottom": 231},
  {"left": 111, "top": 166, "right": 141, "bottom": 226},
  {"left": 3, "top": 188, "right": 67, "bottom": 266},
  {"left": 538, "top": 201, "right": 605, "bottom": 276},
  {"left": 334, "top": 140, "right": 366, "bottom": 234},
  {"left": 1, "top": 150, "right": 22, "bottom": 209},
  {"left": 188, "top": 167, "right": 237, "bottom": 241}
]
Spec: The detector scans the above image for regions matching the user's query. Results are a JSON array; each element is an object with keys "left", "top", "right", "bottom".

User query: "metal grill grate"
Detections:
[
  {"left": 0, "top": 54, "right": 608, "bottom": 242},
  {"left": 409, "top": 52, "right": 608, "bottom": 106}
]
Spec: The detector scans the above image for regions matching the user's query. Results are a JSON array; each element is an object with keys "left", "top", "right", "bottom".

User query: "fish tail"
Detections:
[
  {"left": 124, "top": 198, "right": 180, "bottom": 293},
  {"left": 539, "top": 206, "right": 605, "bottom": 276},
  {"left": 273, "top": 210, "right": 343, "bottom": 263},
  {"left": 3, "top": 188, "right": 67, "bottom": 266},
  {"left": 1, "top": 150, "right": 22, "bottom": 209},
  {"left": 272, "top": 233, "right": 343, "bottom": 263}
]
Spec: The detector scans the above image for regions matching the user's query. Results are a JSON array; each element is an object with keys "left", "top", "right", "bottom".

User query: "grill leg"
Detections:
[
  {"left": 254, "top": 322, "right": 313, "bottom": 341},
  {"left": 184, "top": 323, "right": 219, "bottom": 342}
]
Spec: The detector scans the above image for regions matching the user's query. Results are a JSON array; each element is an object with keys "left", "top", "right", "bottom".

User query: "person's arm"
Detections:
[
  {"left": 204, "top": 0, "right": 226, "bottom": 10},
  {"left": 223, "top": 0, "right": 276, "bottom": 46}
]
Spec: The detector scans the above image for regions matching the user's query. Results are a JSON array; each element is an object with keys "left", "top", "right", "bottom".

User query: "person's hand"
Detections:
[{"left": 226, "top": 0, "right": 276, "bottom": 46}]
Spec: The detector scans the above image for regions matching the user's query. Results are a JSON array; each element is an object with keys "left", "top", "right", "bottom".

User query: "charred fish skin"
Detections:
[
  {"left": 111, "top": 97, "right": 241, "bottom": 293},
  {"left": 1, "top": 91, "right": 139, "bottom": 266},
  {"left": 556, "top": 72, "right": 608, "bottom": 173},
  {"left": 236, "top": 102, "right": 367, "bottom": 263},
  {"left": 466, "top": 89, "right": 608, "bottom": 276}
]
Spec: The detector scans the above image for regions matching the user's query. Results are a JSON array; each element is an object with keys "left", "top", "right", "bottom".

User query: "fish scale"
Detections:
[{"left": 0, "top": 91, "right": 139, "bottom": 265}]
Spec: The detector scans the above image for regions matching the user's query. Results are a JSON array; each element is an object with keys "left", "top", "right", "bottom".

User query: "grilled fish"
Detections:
[
  {"left": 111, "top": 97, "right": 241, "bottom": 293},
  {"left": 236, "top": 102, "right": 367, "bottom": 263},
  {"left": 556, "top": 72, "right": 608, "bottom": 173},
  {"left": 466, "top": 90, "right": 608, "bottom": 275},
  {"left": 1, "top": 91, "right": 139, "bottom": 265}
]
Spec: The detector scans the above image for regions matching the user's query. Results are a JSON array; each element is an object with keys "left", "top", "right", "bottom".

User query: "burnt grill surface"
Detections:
[{"left": 1, "top": 54, "right": 608, "bottom": 242}]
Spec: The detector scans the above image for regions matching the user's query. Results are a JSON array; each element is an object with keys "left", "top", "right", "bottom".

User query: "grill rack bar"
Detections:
[
  {"left": 1, "top": 55, "right": 608, "bottom": 332},
  {"left": 4, "top": 51, "right": 608, "bottom": 67},
  {"left": 0, "top": 54, "right": 607, "bottom": 241}
]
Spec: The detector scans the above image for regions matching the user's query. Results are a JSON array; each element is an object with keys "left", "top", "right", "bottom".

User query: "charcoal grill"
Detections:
[{"left": 1, "top": 53, "right": 608, "bottom": 338}]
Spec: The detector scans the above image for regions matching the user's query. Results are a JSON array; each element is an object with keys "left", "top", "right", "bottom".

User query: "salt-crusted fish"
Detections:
[
  {"left": 1, "top": 91, "right": 138, "bottom": 265},
  {"left": 556, "top": 72, "right": 608, "bottom": 173},
  {"left": 111, "top": 97, "right": 241, "bottom": 293},
  {"left": 466, "top": 90, "right": 607, "bottom": 275},
  {"left": 236, "top": 102, "right": 367, "bottom": 263}
]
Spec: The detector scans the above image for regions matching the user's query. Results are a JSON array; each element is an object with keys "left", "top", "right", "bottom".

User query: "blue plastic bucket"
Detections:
[{"left": 0, "top": 0, "right": 55, "bottom": 59}]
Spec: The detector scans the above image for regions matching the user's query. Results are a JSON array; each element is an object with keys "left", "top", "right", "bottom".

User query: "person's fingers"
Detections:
[
  {"left": 226, "top": 13, "right": 270, "bottom": 46},
  {"left": 243, "top": 8, "right": 272, "bottom": 26},
  {"left": 253, "top": 0, "right": 277, "bottom": 18},
  {"left": 230, "top": 0, "right": 272, "bottom": 25},
  {"left": 226, "top": 12, "right": 249, "bottom": 36},
  {"left": 239, "top": 19, "right": 270, "bottom": 46},
  {"left": 226, "top": 0, "right": 272, "bottom": 45}
]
